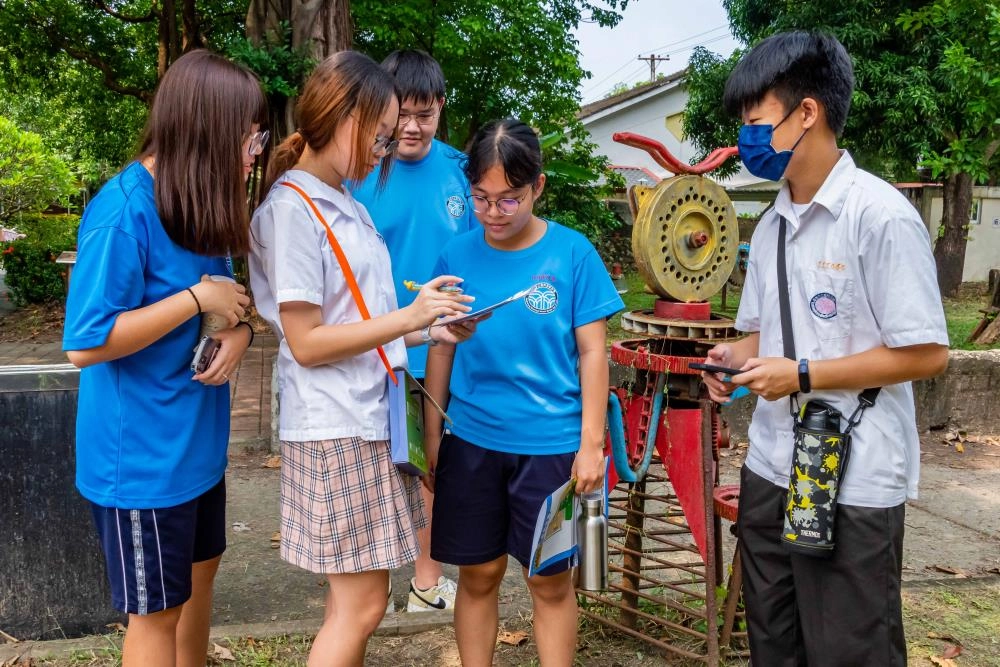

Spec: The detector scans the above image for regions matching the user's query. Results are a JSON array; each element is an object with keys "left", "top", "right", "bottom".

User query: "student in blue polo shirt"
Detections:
[
  {"left": 63, "top": 50, "right": 263, "bottom": 667},
  {"left": 352, "top": 49, "right": 476, "bottom": 613},
  {"left": 423, "top": 118, "right": 624, "bottom": 665}
]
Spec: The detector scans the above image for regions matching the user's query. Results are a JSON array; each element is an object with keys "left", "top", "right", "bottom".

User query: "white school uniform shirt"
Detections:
[
  {"left": 736, "top": 151, "right": 949, "bottom": 507},
  {"left": 249, "top": 169, "right": 407, "bottom": 442}
]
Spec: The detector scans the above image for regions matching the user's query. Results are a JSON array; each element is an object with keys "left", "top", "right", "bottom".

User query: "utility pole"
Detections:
[{"left": 637, "top": 54, "right": 670, "bottom": 82}]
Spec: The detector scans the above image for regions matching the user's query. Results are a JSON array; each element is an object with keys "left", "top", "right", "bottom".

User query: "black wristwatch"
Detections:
[{"left": 798, "top": 358, "right": 811, "bottom": 393}]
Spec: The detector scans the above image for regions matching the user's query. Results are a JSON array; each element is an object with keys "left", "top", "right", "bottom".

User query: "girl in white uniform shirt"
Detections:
[{"left": 248, "top": 51, "right": 472, "bottom": 666}]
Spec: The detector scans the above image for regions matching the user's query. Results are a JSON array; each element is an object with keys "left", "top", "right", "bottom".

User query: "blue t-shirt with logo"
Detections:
[
  {"left": 63, "top": 161, "right": 231, "bottom": 509},
  {"left": 352, "top": 139, "right": 477, "bottom": 376},
  {"left": 432, "top": 221, "right": 624, "bottom": 455}
]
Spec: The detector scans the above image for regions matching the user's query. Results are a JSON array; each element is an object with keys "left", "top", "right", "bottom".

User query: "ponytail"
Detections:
[{"left": 264, "top": 131, "right": 307, "bottom": 192}]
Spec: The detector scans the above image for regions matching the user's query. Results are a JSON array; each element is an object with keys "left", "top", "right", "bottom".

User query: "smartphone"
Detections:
[
  {"left": 689, "top": 362, "right": 745, "bottom": 376},
  {"left": 191, "top": 336, "right": 221, "bottom": 374}
]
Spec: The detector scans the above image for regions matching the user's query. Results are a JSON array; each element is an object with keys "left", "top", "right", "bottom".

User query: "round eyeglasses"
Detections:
[
  {"left": 247, "top": 130, "right": 270, "bottom": 156},
  {"left": 468, "top": 192, "right": 529, "bottom": 216},
  {"left": 372, "top": 135, "right": 399, "bottom": 157}
]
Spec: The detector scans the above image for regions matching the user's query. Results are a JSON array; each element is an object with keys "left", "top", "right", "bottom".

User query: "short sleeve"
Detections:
[
  {"left": 859, "top": 210, "right": 949, "bottom": 348},
  {"left": 256, "top": 197, "right": 326, "bottom": 306},
  {"left": 572, "top": 244, "right": 625, "bottom": 328},
  {"left": 735, "top": 252, "right": 762, "bottom": 333},
  {"left": 63, "top": 226, "right": 146, "bottom": 351}
]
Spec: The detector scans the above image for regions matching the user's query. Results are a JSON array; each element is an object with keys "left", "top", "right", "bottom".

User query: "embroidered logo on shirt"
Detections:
[
  {"left": 525, "top": 282, "right": 558, "bottom": 314},
  {"left": 810, "top": 292, "right": 838, "bottom": 319},
  {"left": 446, "top": 195, "right": 466, "bottom": 218},
  {"left": 817, "top": 260, "right": 846, "bottom": 271}
]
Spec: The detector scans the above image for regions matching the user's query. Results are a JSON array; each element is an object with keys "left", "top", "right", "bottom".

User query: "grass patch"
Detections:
[{"left": 903, "top": 579, "right": 1000, "bottom": 666}]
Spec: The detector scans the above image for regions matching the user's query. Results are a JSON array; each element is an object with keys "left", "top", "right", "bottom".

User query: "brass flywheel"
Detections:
[{"left": 630, "top": 175, "right": 738, "bottom": 302}]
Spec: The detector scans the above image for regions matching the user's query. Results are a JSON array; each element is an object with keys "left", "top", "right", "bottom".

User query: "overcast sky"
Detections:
[{"left": 575, "top": 1, "right": 740, "bottom": 103}]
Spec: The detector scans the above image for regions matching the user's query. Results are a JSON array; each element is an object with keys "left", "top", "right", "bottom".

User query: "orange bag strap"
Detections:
[{"left": 279, "top": 181, "right": 398, "bottom": 386}]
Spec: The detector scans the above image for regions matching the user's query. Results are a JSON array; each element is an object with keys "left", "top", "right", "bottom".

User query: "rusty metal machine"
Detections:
[{"left": 579, "top": 133, "right": 748, "bottom": 663}]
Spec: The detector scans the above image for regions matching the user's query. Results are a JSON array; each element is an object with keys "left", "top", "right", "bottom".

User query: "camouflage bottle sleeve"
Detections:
[{"left": 781, "top": 425, "right": 852, "bottom": 557}]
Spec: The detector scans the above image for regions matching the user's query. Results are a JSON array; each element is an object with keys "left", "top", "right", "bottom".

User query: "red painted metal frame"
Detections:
[{"left": 612, "top": 132, "right": 739, "bottom": 175}]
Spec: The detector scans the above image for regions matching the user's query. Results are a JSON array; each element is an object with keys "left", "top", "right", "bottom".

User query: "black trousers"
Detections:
[{"left": 737, "top": 465, "right": 907, "bottom": 667}]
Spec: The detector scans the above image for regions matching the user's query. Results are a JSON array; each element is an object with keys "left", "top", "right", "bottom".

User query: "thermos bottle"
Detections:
[{"left": 577, "top": 489, "right": 608, "bottom": 591}]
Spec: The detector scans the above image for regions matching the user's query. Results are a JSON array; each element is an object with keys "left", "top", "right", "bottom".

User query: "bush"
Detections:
[
  {"left": 0, "top": 116, "right": 76, "bottom": 222},
  {"left": 0, "top": 213, "right": 80, "bottom": 306}
]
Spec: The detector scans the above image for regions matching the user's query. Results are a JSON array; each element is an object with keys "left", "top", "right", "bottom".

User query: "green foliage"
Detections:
[
  {"left": 226, "top": 22, "right": 316, "bottom": 100},
  {"left": 353, "top": 0, "right": 630, "bottom": 243},
  {"left": 682, "top": 47, "right": 744, "bottom": 178},
  {"left": 0, "top": 117, "right": 76, "bottom": 223},
  {"left": 0, "top": 213, "right": 80, "bottom": 306}
]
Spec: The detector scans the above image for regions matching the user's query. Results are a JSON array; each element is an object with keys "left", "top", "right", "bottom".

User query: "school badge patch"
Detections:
[
  {"left": 810, "top": 292, "right": 838, "bottom": 319},
  {"left": 446, "top": 195, "right": 466, "bottom": 217},
  {"left": 525, "top": 282, "right": 558, "bottom": 314}
]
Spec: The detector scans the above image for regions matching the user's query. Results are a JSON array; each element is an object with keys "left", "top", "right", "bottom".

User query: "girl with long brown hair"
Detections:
[
  {"left": 249, "top": 51, "right": 473, "bottom": 665},
  {"left": 63, "top": 50, "right": 266, "bottom": 667}
]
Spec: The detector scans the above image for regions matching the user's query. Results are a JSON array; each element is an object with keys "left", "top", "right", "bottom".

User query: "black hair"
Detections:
[
  {"left": 464, "top": 118, "right": 543, "bottom": 189},
  {"left": 381, "top": 49, "right": 445, "bottom": 105},
  {"left": 723, "top": 31, "right": 854, "bottom": 136}
]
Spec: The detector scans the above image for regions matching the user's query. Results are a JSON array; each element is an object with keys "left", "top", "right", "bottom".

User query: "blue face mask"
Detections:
[{"left": 737, "top": 108, "right": 807, "bottom": 181}]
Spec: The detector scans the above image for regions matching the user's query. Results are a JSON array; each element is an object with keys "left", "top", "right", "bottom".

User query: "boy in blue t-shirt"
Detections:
[{"left": 352, "top": 49, "right": 476, "bottom": 613}]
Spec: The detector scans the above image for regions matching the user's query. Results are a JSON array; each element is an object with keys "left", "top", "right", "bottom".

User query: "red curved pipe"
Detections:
[{"left": 613, "top": 131, "right": 739, "bottom": 176}]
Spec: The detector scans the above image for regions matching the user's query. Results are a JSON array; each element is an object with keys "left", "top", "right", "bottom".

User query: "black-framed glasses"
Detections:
[
  {"left": 372, "top": 135, "right": 398, "bottom": 157},
  {"left": 398, "top": 110, "right": 439, "bottom": 127},
  {"left": 468, "top": 192, "right": 530, "bottom": 216},
  {"left": 247, "top": 130, "right": 270, "bottom": 156}
]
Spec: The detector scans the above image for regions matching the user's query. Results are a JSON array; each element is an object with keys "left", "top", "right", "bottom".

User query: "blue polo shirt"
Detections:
[
  {"left": 63, "top": 161, "right": 231, "bottom": 509},
  {"left": 432, "top": 221, "right": 624, "bottom": 455},
  {"left": 352, "top": 139, "right": 477, "bottom": 376}
]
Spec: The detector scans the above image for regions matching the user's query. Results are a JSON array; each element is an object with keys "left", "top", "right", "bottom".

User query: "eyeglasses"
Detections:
[
  {"left": 468, "top": 192, "right": 530, "bottom": 216},
  {"left": 247, "top": 130, "right": 270, "bottom": 156},
  {"left": 398, "top": 110, "right": 439, "bottom": 127},
  {"left": 372, "top": 135, "right": 399, "bottom": 157}
]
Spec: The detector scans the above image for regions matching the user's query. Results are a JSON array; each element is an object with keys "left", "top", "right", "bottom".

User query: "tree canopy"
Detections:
[{"left": 683, "top": 0, "right": 1000, "bottom": 296}]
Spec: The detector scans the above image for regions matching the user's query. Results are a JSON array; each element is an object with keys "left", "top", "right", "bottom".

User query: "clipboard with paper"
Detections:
[
  {"left": 528, "top": 478, "right": 580, "bottom": 576},
  {"left": 387, "top": 367, "right": 451, "bottom": 476},
  {"left": 431, "top": 285, "right": 535, "bottom": 327}
]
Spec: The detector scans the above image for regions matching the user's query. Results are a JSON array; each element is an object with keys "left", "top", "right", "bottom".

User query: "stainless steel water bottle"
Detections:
[{"left": 577, "top": 490, "right": 608, "bottom": 591}]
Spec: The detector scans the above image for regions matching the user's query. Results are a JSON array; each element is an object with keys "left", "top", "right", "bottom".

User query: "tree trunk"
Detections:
[
  {"left": 933, "top": 171, "right": 974, "bottom": 298},
  {"left": 181, "top": 0, "right": 204, "bottom": 52},
  {"left": 158, "top": 0, "right": 179, "bottom": 79},
  {"left": 246, "top": 0, "right": 352, "bottom": 138}
]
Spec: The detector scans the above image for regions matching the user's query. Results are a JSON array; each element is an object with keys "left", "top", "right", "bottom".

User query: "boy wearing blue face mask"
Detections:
[{"left": 700, "top": 31, "right": 949, "bottom": 666}]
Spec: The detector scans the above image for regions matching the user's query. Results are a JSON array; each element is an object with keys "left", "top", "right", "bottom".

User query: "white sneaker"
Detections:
[
  {"left": 386, "top": 579, "right": 395, "bottom": 614},
  {"left": 406, "top": 576, "right": 457, "bottom": 612}
]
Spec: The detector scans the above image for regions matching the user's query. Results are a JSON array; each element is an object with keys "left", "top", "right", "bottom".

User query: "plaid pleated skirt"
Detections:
[{"left": 279, "top": 437, "right": 427, "bottom": 574}]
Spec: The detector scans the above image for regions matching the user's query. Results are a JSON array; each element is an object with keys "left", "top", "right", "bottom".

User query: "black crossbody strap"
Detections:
[{"left": 777, "top": 217, "right": 798, "bottom": 416}]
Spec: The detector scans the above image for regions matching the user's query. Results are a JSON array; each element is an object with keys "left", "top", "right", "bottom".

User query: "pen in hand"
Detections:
[{"left": 403, "top": 280, "right": 463, "bottom": 293}]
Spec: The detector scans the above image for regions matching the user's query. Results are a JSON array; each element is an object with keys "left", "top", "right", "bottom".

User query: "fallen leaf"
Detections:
[
  {"left": 986, "top": 567, "right": 1000, "bottom": 575},
  {"left": 231, "top": 522, "right": 251, "bottom": 532},
  {"left": 497, "top": 630, "right": 529, "bottom": 646},
  {"left": 929, "top": 564, "right": 969, "bottom": 577},
  {"left": 942, "top": 644, "right": 963, "bottom": 659},
  {"left": 927, "top": 631, "right": 958, "bottom": 641},
  {"left": 105, "top": 622, "right": 127, "bottom": 633},
  {"left": 212, "top": 643, "right": 235, "bottom": 661},
  {"left": 262, "top": 455, "right": 281, "bottom": 469},
  {"left": 929, "top": 657, "right": 957, "bottom": 667},
  {"left": 270, "top": 531, "right": 281, "bottom": 549},
  {"left": 955, "top": 442, "right": 964, "bottom": 453}
]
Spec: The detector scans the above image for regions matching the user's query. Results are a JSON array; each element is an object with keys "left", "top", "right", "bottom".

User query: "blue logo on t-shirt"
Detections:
[
  {"left": 810, "top": 292, "right": 838, "bottom": 319},
  {"left": 446, "top": 195, "right": 466, "bottom": 218},
  {"left": 526, "top": 282, "right": 558, "bottom": 314}
]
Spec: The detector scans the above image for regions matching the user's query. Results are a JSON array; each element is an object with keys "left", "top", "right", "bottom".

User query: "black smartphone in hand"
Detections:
[
  {"left": 689, "top": 362, "right": 745, "bottom": 376},
  {"left": 191, "top": 336, "right": 221, "bottom": 374}
]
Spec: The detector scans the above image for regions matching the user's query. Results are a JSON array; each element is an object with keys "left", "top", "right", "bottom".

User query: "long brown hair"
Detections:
[
  {"left": 139, "top": 49, "right": 266, "bottom": 256},
  {"left": 265, "top": 51, "right": 398, "bottom": 192}
]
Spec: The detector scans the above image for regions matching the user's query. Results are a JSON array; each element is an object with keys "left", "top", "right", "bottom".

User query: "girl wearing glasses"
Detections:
[
  {"left": 63, "top": 50, "right": 263, "bottom": 666},
  {"left": 423, "top": 118, "right": 624, "bottom": 666},
  {"left": 248, "top": 51, "right": 473, "bottom": 665}
]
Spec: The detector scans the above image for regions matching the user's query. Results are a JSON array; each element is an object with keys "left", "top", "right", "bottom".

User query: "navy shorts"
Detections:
[
  {"left": 431, "top": 433, "right": 576, "bottom": 575},
  {"left": 90, "top": 476, "right": 227, "bottom": 615}
]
